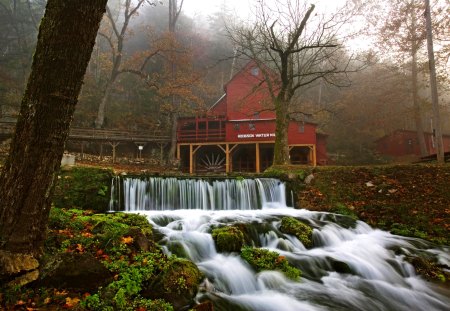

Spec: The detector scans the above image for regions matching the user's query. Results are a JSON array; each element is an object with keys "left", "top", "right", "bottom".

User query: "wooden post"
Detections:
[
  {"left": 80, "top": 141, "right": 84, "bottom": 160},
  {"left": 225, "top": 143, "right": 230, "bottom": 173},
  {"left": 189, "top": 144, "right": 193, "bottom": 174},
  {"left": 176, "top": 143, "right": 180, "bottom": 160},
  {"left": 108, "top": 142, "right": 120, "bottom": 163},
  {"left": 255, "top": 142, "right": 260, "bottom": 173},
  {"left": 312, "top": 145, "right": 317, "bottom": 166}
]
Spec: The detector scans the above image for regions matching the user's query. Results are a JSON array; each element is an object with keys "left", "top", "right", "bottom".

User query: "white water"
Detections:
[{"left": 111, "top": 177, "right": 450, "bottom": 310}]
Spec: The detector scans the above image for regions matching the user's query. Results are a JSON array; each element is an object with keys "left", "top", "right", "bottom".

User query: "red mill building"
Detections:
[{"left": 176, "top": 61, "right": 328, "bottom": 174}]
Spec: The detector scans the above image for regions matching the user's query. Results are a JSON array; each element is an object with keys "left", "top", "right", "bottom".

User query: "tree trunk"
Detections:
[
  {"left": 168, "top": 111, "right": 178, "bottom": 163},
  {"left": 95, "top": 82, "right": 114, "bottom": 128},
  {"left": 273, "top": 98, "right": 290, "bottom": 165},
  {"left": 425, "top": 0, "right": 444, "bottom": 163},
  {"left": 0, "top": 0, "right": 107, "bottom": 257},
  {"left": 411, "top": 5, "right": 427, "bottom": 157}
]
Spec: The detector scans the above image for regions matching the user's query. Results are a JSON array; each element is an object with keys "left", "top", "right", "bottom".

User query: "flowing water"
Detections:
[{"left": 110, "top": 177, "right": 450, "bottom": 311}]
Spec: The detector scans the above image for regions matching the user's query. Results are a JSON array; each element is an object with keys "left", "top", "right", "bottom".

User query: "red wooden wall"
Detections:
[{"left": 376, "top": 130, "right": 450, "bottom": 157}]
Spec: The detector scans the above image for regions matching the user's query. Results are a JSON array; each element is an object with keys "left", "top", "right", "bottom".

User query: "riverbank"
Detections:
[{"left": 288, "top": 164, "right": 450, "bottom": 245}]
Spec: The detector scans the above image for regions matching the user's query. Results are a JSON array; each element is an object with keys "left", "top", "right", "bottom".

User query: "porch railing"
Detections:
[{"left": 177, "top": 128, "right": 225, "bottom": 142}]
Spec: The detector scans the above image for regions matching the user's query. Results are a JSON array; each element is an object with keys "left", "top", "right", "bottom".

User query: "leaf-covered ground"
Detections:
[{"left": 299, "top": 164, "right": 450, "bottom": 245}]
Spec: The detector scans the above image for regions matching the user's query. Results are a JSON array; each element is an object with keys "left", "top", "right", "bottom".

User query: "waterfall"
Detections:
[
  {"left": 109, "top": 176, "right": 450, "bottom": 310},
  {"left": 109, "top": 176, "right": 287, "bottom": 211}
]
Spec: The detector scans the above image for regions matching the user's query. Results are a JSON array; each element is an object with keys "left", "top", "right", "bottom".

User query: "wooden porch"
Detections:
[{"left": 176, "top": 142, "right": 316, "bottom": 174}]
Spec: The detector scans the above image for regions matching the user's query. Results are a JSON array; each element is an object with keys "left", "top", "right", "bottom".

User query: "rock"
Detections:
[
  {"left": 142, "top": 258, "right": 203, "bottom": 311},
  {"left": 365, "top": 181, "right": 375, "bottom": 187},
  {"left": 0, "top": 251, "right": 40, "bottom": 287},
  {"left": 193, "top": 301, "right": 214, "bottom": 311},
  {"left": 279, "top": 217, "right": 313, "bottom": 248},
  {"left": 304, "top": 174, "right": 314, "bottom": 184},
  {"left": 211, "top": 226, "right": 244, "bottom": 253},
  {"left": 38, "top": 253, "right": 112, "bottom": 290},
  {"left": 0, "top": 250, "right": 39, "bottom": 275},
  {"left": 8, "top": 270, "right": 39, "bottom": 287},
  {"left": 329, "top": 258, "right": 353, "bottom": 274},
  {"left": 126, "top": 227, "right": 155, "bottom": 252}
]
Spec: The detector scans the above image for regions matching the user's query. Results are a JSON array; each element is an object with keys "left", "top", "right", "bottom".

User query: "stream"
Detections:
[{"left": 110, "top": 177, "right": 450, "bottom": 310}]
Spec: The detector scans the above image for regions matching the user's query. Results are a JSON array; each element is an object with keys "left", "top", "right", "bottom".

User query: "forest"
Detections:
[{"left": 1, "top": 0, "right": 449, "bottom": 164}]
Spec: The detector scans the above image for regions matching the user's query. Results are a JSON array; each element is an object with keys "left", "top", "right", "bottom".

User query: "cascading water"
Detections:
[
  {"left": 109, "top": 176, "right": 287, "bottom": 211},
  {"left": 110, "top": 177, "right": 450, "bottom": 310}
]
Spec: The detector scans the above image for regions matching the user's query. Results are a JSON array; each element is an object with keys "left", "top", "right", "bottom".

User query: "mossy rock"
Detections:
[
  {"left": 52, "top": 167, "right": 113, "bottom": 212},
  {"left": 142, "top": 258, "right": 203, "bottom": 310},
  {"left": 212, "top": 226, "right": 245, "bottom": 253},
  {"left": 407, "top": 256, "right": 449, "bottom": 283},
  {"left": 279, "top": 217, "right": 313, "bottom": 248},
  {"left": 240, "top": 246, "right": 301, "bottom": 281}
]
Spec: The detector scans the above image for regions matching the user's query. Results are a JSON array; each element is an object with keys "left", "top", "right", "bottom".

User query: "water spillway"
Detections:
[
  {"left": 110, "top": 177, "right": 450, "bottom": 310},
  {"left": 109, "top": 177, "right": 288, "bottom": 211}
]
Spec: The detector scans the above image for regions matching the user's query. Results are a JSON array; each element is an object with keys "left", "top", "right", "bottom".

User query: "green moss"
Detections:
[
  {"left": 212, "top": 226, "right": 245, "bottom": 253},
  {"left": 390, "top": 223, "right": 429, "bottom": 240},
  {"left": 240, "top": 246, "right": 301, "bottom": 280},
  {"left": 143, "top": 258, "right": 203, "bottom": 309},
  {"left": 46, "top": 208, "right": 154, "bottom": 255},
  {"left": 263, "top": 165, "right": 312, "bottom": 181},
  {"left": 279, "top": 217, "right": 313, "bottom": 248},
  {"left": 329, "top": 203, "right": 358, "bottom": 220},
  {"left": 52, "top": 167, "right": 113, "bottom": 212},
  {"left": 160, "top": 258, "right": 203, "bottom": 294}
]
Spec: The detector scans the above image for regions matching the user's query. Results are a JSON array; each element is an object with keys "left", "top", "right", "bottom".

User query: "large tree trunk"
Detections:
[
  {"left": 0, "top": 0, "right": 107, "bottom": 257},
  {"left": 273, "top": 98, "right": 290, "bottom": 165}
]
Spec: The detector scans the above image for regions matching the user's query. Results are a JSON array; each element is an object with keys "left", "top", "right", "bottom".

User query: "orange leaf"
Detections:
[
  {"left": 121, "top": 236, "right": 134, "bottom": 245},
  {"left": 64, "top": 297, "right": 80, "bottom": 308},
  {"left": 76, "top": 244, "right": 84, "bottom": 253},
  {"left": 55, "top": 290, "right": 68, "bottom": 296},
  {"left": 81, "top": 232, "right": 94, "bottom": 238}
]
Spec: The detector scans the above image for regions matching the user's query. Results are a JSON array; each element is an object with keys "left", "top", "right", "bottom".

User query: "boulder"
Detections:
[
  {"left": 211, "top": 226, "right": 244, "bottom": 253},
  {"left": 279, "top": 217, "right": 313, "bottom": 248},
  {"left": 142, "top": 258, "right": 203, "bottom": 310},
  {"left": 38, "top": 253, "right": 112, "bottom": 290}
]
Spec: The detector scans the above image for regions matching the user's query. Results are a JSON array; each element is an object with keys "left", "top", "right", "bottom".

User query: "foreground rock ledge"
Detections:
[{"left": 0, "top": 250, "right": 40, "bottom": 286}]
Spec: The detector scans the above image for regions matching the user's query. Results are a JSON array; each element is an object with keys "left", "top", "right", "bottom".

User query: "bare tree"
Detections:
[
  {"left": 0, "top": 0, "right": 107, "bottom": 263},
  {"left": 167, "top": 0, "right": 184, "bottom": 162},
  {"left": 227, "top": 0, "right": 367, "bottom": 165},
  {"left": 94, "top": 0, "right": 154, "bottom": 128}
]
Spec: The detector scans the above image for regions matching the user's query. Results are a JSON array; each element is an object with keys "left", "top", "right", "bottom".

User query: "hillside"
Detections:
[{"left": 293, "top": 164, "right": 450, "bottom": 245}]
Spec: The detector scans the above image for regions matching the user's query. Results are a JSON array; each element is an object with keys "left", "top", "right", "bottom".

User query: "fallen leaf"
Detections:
[
  {"left": 81, "top": 232, "right": 94, "bottom": 238},
  {"left": 55, "top": 290, "right": 69, "bottom": 296},
  {"left": 121, "top": 236, "right": 134, "bottom": 245},
  {"left": 64, "top": 297, "right": 80, "bottom": 308},
  {"left": 76, "top": 244, "right": 84, "bottom": 253}
]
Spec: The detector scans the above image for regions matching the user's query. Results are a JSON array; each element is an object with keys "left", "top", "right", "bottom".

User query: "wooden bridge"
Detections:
[
  {"left": 0, "top": 121, "right": 170, "bottom": 143},
  {"left": 0, "top": 121, "right": 171, "bottom": 162}
]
